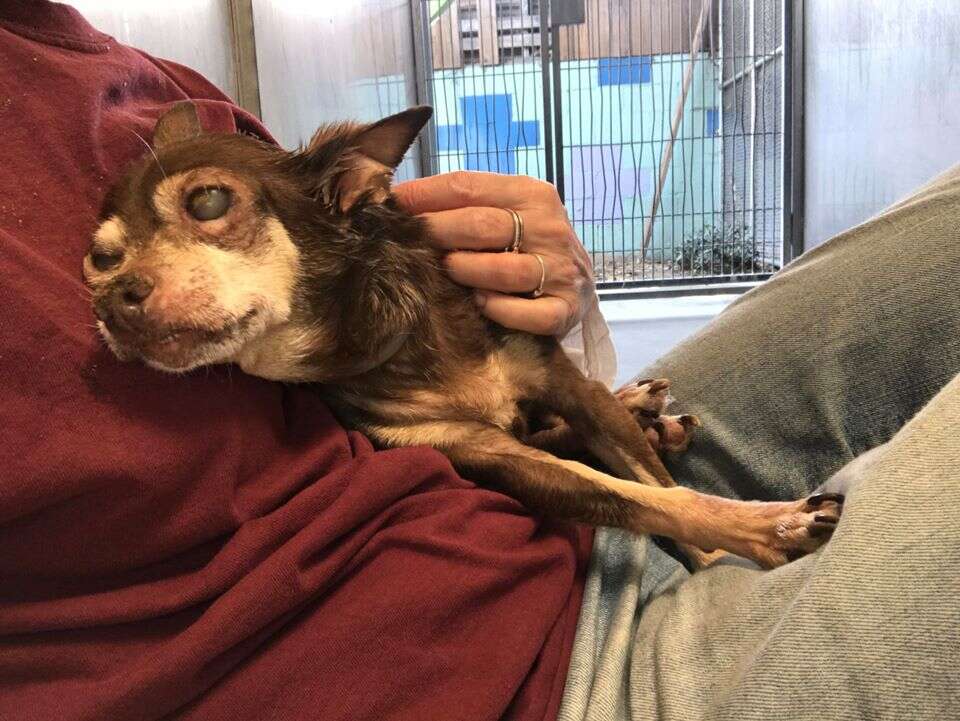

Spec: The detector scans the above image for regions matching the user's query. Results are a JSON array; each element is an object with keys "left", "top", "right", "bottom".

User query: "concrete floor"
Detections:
[{"left": 600, "top": 295, "right": 738, "bottom": 387}]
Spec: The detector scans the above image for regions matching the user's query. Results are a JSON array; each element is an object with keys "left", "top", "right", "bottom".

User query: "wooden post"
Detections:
[
  {"left": 641, "top": 0, "right": 711, "bottom": 256},
  {"left": 478, "top": 0, "right": 500, "bottom": 66},
  {"left": 430, "top": 1, "right": 463, "bottom": 70}
]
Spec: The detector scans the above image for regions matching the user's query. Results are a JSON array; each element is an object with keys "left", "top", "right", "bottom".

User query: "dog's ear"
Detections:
[
  {"left": 153, "top": 101, "right": 202, "bottom": 151},
  {"left": 353, "top": 105, "right": 433, "bottom": 169},
  {"left": 309, "top": 106, "right": 433, "bottom": 211}
]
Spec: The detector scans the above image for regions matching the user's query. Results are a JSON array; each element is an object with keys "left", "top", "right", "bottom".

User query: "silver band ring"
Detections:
[
  {"left": 531, "top": 253, "right": 546, "bottom": 298},
  {"left": 505, "top": 208, "right": 523, "bottom": 253}
]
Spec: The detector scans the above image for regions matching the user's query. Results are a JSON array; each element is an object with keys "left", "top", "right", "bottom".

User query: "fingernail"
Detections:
[{"left": 473, "top": 292, "right": 487, "bottom": 308}]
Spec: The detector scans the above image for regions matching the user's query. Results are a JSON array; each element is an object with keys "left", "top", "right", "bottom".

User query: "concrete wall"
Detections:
[
  {"left": 72, "top": 0, "right": 236, "bottom": 99},
  {"left": 805, "top": 0, "right": 960, "bottom": 249},
  {"left": 602, "top": 295, "right": 735, "bottom": 387}
]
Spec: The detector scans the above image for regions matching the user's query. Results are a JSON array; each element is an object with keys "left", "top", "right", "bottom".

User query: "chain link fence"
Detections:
[{"left": 414, "top": 0, "right": 788, "bottom": 287}]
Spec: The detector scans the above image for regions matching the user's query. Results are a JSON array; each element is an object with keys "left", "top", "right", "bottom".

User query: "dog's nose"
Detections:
[{"left": 112, "top": 273, "right": 155, "bottom": 323}]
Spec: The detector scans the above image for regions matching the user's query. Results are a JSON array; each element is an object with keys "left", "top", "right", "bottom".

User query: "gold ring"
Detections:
[
  {"left": 504, "top": 208, "right": 523, "bottom": 253},
  {"left": 531, "top": 253, "right": 546, "bottom": 298}
]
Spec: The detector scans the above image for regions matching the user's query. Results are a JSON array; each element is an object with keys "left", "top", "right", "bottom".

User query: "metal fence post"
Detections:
[
  {"left": 227, "top": 0, "right": 262, "bottom": 119},
  {"left": 539, "top": 0, "right": 556, "bottom": 186},
  {"left": 410, "top": 0, "right": 438, "bottom": 178},
  {"left": 783, "top": 0, "right": 805, "bottom": 262}
]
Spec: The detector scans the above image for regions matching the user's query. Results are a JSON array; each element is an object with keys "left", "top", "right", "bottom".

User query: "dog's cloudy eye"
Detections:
[
  {"left": 186, "top": 186, "right": 231, "bottom": 221},
  {"left": 90, "top": 250, "right": 124, "bottom": 271}
]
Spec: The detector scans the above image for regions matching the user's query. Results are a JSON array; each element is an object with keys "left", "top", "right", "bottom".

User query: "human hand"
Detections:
[{"left": 393, "top": 171, "right": 594, "bottom": 336}]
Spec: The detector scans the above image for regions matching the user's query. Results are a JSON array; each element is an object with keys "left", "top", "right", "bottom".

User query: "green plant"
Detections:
[{"left": 673, "top": 224, "right": 778, "bottom": 275}]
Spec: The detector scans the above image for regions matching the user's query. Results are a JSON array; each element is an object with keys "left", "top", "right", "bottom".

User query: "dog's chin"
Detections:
[{"left": 97, "top": 312, "right": 261, "bottom": 374}]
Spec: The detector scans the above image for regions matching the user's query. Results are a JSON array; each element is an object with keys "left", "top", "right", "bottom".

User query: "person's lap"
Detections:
[{"left": 559, "top": 165, "right": 960, "bottom": 720}]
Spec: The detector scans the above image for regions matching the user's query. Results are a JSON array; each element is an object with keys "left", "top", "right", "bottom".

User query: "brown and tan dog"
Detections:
[{"left": 83, "top": 103, "right": 842, "bottom": 569}]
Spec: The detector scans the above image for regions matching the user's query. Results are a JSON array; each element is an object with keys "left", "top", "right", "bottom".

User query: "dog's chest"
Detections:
[{"left": 441, "top": 335, "right": 548, "bottom": 427}]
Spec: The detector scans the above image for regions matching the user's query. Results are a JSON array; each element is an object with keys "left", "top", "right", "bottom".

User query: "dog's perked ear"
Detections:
[
  {"left": 353, "top": 105, "right": 433, "bottom": 169},
  {"left": 152, "top": 101, "right": 202, "bottom": 150},
  {"left": 308, "top": 106, "right": 433, "bottom": 211}
]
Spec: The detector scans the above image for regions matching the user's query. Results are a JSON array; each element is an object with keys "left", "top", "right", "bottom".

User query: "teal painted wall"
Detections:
[{"left": 429, "top": 54, "right": 721, "bottom": 257}]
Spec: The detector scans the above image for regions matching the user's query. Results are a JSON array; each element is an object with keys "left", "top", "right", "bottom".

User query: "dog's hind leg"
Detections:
[{"left": 524, "top": 381, "right": 701, "bottom": 458}]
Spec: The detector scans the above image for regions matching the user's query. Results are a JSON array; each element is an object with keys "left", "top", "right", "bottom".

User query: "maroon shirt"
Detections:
[{"left": 0, "top": 3, "right": 590, "bottom": 719}]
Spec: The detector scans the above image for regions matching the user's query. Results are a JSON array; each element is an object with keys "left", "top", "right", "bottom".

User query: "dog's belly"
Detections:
[{"left": 346, "top": 334, "right": 549, "bottom": 450}]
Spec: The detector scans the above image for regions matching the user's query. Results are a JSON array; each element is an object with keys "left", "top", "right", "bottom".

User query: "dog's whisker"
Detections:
[{"left": 124, "top": 126, "right": 167, "bottom": 180}]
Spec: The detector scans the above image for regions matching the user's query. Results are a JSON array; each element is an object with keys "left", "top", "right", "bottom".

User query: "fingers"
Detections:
[
  {"left": 393, "top": 171, "right": 592, "bottom": 338},
  {"left": 394, "top": 171, "right": 561, "bottom": 214},
  {"left": 420, "top": 207, "right": 516, "bottom": 251},
  {"left": 445, "top": 251, "right": 544, "bottom": 293},
  {"left": 474, "top": 291, "right": 574, "bottom": 336}
]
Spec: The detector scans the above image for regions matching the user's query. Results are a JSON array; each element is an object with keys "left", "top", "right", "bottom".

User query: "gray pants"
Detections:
[{"left": 559, "top": 167, "right": 960, "bottom": 720}]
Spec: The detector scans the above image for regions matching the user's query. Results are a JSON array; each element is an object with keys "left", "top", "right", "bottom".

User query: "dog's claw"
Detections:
[
  {"left": 617, "top": 378, "right": 673, "bottom": 415},
  {"left": 807, "top": 492, "right": 845, "bottom": 507},
  {"left": 808, "top": 520, "right": 839, "bottom": 538},
  {"left": 639, "top": 378, "right": 671, "bottom": 394}
]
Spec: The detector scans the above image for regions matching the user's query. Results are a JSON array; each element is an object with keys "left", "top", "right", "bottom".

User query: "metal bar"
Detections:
[
  {"left": 550, "top": 16, "right": 565, "bottom": 201},
  {"left": 539, "top": 0, "right": 555, "bottom": 184},
  {"left": 410, "top": 0, "right": 437, "bottom": 177},
  {"left": 597, "top": 275, "right": 772, "bottom": 300},
  {"left": 784, "top": 0, "right": 804, "bottom": 262},
  {"left": 720, "top": 46, "right": 783, "bottom": 89},
  {"left": 641, "top": 0, "right": 711, "bottom": 255},
  {"left": 227, "top": 0, "right": 262, "bottom": 119},
  {"left": 747, "top": 0, "right": 756, "bottom": 267}
]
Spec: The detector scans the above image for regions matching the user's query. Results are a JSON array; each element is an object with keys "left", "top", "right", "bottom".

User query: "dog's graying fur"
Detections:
[{"left": 83, "top": 102, "right": 842, "bottom": 569}]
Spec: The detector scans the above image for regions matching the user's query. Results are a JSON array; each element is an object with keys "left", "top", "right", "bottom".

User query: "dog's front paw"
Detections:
[{"left": 748, "top": 493, "right": 844, "bottom": 568}]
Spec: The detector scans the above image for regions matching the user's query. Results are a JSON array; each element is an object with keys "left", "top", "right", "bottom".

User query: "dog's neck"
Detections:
[{"left": 235, "top": 197, "right": 451, "bottom": 383}]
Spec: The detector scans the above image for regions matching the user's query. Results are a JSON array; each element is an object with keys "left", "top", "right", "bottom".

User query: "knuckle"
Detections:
[
  {"left": 466, "top": 210, "right": 491, "bottom": 243},
  {"left": 447, "top": 171, "right": 479, "bottom": 205},
  {"left": 492, "top": 259, "right": 525, "bottom": 289},
  {"left": 555, "top": 259, "right": 579, "bottom": 285},
  {"left": 525, "top": 260, "right": 543, "bottom": 288},
  {"left": 515, "top": 260, "right": 537, "bottom": 289},
  {"left": 572, "top": 274, "right": 587, "bottom": 295},
  {"left": 535, "top": 180, "right": 562, "bottom": 204},
  {"left": 545, "top": 304, "right": 568, "bottom": 335},
  {"left": 542, "top": 219, "right": 571, "bottom": 243}
]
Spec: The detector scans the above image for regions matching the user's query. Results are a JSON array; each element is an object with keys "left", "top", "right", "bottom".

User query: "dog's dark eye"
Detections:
[
  {"left": 186, "top": 186, "right": 231, "bottom": 221},
  {"left": 90, "top": 249, "right": 124, "bottom": 271}
]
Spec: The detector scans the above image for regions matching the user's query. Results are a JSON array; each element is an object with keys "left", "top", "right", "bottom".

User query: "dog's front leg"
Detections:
[{"left": 446, "top": 426, "right": 841, "bottom": 569}]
